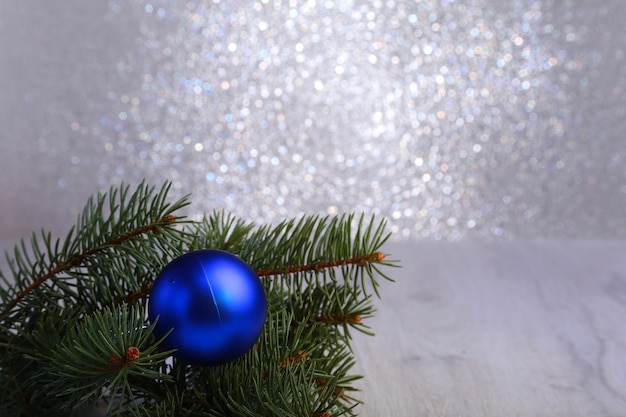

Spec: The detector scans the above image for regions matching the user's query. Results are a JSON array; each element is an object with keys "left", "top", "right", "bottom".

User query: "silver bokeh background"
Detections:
[{"left": 1, "top": 0, "right": 625, "bottom": 242}]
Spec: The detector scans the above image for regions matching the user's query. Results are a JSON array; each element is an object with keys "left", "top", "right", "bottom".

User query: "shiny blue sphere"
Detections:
[{"left": 148, "top": 249, "right": 267, "bottom": 366}]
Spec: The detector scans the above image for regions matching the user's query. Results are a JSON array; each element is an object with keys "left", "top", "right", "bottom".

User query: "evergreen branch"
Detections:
[
  {"left": 0, "top": 182, "right": 399, "bottom": 416},
  {"left": 1, "top": 214, "right": 179, "bottom": 318},
  {"left": 0, "top": 181, "right": 190, "bottom": 320},
  {"left": 19, "top": 304, "right": 174, "bottom": 415},
  {"left": 265, "top": 349, "right": 353, "bottom": 413}
]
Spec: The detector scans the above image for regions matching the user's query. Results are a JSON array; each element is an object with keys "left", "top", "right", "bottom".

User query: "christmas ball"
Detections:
[{"left": 148, "top": 249, "right": 267, "bottom": 366}]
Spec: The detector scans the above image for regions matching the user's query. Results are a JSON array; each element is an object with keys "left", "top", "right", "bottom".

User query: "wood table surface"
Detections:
[{"left": 352, "top": 241, "right": 626, "bottom": 417}]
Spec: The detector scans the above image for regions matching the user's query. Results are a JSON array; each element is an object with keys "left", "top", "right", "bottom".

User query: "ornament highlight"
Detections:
[{"left": 148, "top": 249, "right": 267, "bottom": 366}]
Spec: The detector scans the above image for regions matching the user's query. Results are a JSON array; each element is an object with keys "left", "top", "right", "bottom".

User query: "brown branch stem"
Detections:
[
  {"left": 310, "top": 314, "right": 362, "bottom": 325},
  {"left": 255, "top": 251, "right": 386, "bottom": 277},
  {"left": 118, "top": 251, "right": 386, "bottom": 305}
]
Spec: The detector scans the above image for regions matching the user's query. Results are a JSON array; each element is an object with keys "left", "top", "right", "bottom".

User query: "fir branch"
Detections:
[
  {"left": 0, "top": 182, "right": 398, "bottom": 417},
  {"left": 1, "top": 214, "right": 178, "bottom": 318},
  {"left": 19, "top": 304, "right": 174, "bottom": 415},
  {"left": 0, "top": 181, "right": 189, "bottom": 319},
  {"left": 237, "top": 213, "right": 396, "bottom": 300}
]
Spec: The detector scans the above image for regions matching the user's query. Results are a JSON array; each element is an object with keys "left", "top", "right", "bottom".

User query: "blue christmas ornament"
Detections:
[{"left": 148, "top": 249, "right": 267, "bottom": 366}]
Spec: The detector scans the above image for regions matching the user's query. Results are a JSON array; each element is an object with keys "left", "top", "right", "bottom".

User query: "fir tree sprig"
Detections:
[
  {"left": 0, "top": 181, "right": 397, "bottom": 417},
  {"left": 0, "top": 181, "right": 190, "bottom": 320},
  {"left": 22, "top": 304, "right": 174, "bottom": 414}
]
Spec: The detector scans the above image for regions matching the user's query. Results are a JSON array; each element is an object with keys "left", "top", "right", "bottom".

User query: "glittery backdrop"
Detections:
[{"left": 1, "top": 0, "right": 625, "bottom": 241}]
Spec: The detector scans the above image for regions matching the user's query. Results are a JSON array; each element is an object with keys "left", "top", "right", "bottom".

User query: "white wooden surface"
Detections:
[
  {"left": 2, "top": 240, "right": 626, "bottom": 416},
  {"left": 353, "top": 241, "right": 626, "bottom": 417}
]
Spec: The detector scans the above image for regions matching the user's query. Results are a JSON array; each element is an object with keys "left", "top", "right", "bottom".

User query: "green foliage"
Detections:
[{"left": 0, "top": 181, "right": 396, "bottom": 416}]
